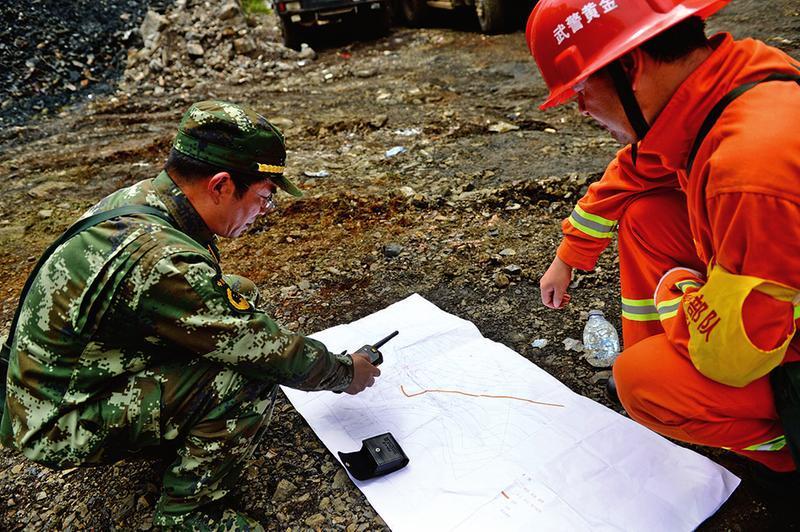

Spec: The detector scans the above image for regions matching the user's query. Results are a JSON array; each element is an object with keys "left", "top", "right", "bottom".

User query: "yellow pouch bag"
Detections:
[{"left": 686, "top": 265, "right": 798, "bottom": 387}]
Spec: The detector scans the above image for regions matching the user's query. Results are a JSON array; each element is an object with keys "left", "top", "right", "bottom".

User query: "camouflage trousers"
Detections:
[{"left": 87, "top": 276, "right": 275, "bottom": 525}]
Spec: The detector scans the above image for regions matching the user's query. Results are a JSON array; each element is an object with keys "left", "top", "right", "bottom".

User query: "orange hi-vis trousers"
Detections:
[{"left": 613, "top": 190, "right": 797, "bottom": 472}]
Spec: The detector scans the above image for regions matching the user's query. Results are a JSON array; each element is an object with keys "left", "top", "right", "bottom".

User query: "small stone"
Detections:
[
  {"left": 28, "top": 181, "right": 73, "bottom": 198},
  {"left": 269, "top": 117, "right": 295, "bottom": 130},
  {"left": 591, "top": 370, "right": 613, "bottom": 384},
  {"left": 233, "top": 37, "right": 256, "bottom": 55},
  {"left": 62, "top": 512, "right": 76, "bottom": 528},
  {"left": 186, "top": 42, "right": 204, "bottom": 57},
  {"left": 531, "top": 339, "right": 548, "bottom": 349},
  {"left": 137, "top": 494, "right": 150, "bottom": 510},
  {"left": 563, "top": 338, "right": 584, "bottom": 352},
  {"left": 298, "top": 280, "right": 311, "bottom": 290},
  {"left": 272, "top": 479, "right": 298, "bottom": 502},
  {"left": 509, "top": 332, "right": 526, "bottom": 344},
  {"left": 218, "top": 1, "right": 241, "bottom": 20},
  {"left": 139, "top": 10, "right": 167, "bottom": 46},
  {"left": 383, "top": 243, "right": 403, "bottom": 258},
  {"left": 298, "top": 43, "right": 317, "bottom": 60},
  {"left": 332, "top": 468, "right": 351, "bottom": 489},
  {"left": 493, "top": 272, "right": 510, "bottom": 288},
  {"left": 369, "top": 114, "right": 388, "bottom": 128},
  {"left": 36, "top": 491, "right": 48, "bottom": 501},
  {"left": 503, "top": 264, "right": 522, "bottom": 276},
  {"left": 355, "top": 68, "right": 377, "bottom": 78},
  {"left": 38, "top": 209, "right": 53, "bottom": 218},
  {"left": 333, "top": 497, "right": 348, "bottom": 513},
  {"left": 488, "top": 121, "right": 520, "bottom": 133},
  {"left": 305, "top": 514, "right": 326, "bottom": 527},
  {"left": 280, "top": 285, "right": 298, "bottom": 297},
  {"left": 498, "top": 248, "right": 516, "bottom": 256},
  {"left": 399, "top": 186, "right": 416, "bottom": 197},
  {"left": 112, "top": 493, "right": 135, "bottom": 521},
  {"left": 319, "top": 497, "right": 331, "bottom": 510}
]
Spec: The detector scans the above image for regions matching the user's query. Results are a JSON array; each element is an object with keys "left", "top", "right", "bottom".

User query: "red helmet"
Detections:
[{"left": 526, "top": 0, "right": 731, "bottom": 110}]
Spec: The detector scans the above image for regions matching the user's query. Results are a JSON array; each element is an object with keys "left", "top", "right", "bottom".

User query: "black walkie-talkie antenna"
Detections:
[{"left": 373, "top": 330, "right": 399, "bottom": 349}]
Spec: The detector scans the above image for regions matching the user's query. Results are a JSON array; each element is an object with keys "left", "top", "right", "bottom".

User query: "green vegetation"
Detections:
[{"left": 242, "top": 0, "right": 272, "bottom": 15}]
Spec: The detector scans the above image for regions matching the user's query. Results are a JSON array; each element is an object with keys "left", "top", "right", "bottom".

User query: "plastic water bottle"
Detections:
[{"left": 582, "top": 310, "right": 620, "bottom": 368}]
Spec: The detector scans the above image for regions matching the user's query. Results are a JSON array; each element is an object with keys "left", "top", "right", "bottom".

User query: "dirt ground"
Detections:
[{"left": 1, "top": 0, "right": 799, "bottom": 529}]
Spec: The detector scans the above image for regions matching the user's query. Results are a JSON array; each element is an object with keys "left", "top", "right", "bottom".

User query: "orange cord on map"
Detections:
[{"left": 400, "top": 385, "right": 564, "bottom": 408}]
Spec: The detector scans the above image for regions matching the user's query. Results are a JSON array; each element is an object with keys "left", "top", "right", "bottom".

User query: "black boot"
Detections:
[{"left": 605, "top": 375, "right": 621, "bottom": 406}]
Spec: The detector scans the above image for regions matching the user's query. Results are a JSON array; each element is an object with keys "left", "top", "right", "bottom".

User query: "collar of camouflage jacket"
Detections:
[{"left": 153, "top": 171, "right": 220, "bottom": 261}]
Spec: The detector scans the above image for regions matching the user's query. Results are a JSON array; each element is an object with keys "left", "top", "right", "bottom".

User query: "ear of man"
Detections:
[
  {"left": 618, "top": 49, "right": 647, "bottom": 92},
  {"left": 206, "top": 172, "right": 235, "bottom": 205}
]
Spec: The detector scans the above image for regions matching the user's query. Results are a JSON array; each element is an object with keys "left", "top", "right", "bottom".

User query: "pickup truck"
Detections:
[
  {"left": 395, "top": 0, "right": 537, "bottom": 33},
  {"left": 270, "top": 0, "right": 392, "bottom": 49}
]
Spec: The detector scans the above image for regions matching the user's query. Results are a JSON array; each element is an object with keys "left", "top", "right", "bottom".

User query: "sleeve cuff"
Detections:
[
  {"left": 654, "top": 267, "right": 705, "bottom": 306},
  {"left": 330, "top": 353, "right": 354, "bottom": 393},
  {"left": 557, "top": 239, "right": 599, "bottom": 271}
]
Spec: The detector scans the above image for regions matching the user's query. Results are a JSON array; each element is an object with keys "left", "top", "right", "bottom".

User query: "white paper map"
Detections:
[{"left": 282, "top": 294, "right": 739, "bottom": 531}]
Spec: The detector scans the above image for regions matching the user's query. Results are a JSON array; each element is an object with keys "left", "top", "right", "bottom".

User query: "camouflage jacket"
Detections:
[{"left": 0, "top": 171, "right": 351, "bottom": 465}]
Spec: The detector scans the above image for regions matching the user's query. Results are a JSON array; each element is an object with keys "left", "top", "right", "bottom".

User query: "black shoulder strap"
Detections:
[
  {"left": 686, "top": 70, "right": 800, "bottom": 175},
  {"left": 0, "top": 205, "right": 173, "bottom": 366}
]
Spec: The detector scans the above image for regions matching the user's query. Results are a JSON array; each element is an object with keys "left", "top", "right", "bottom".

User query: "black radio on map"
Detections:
[{"left": 338, "top": 432, "right": 409, "bottom": 481}]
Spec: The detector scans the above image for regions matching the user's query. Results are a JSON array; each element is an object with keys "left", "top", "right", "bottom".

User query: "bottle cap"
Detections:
[{"left": 588, "top": 309, "right": 605, "bottom": 317}]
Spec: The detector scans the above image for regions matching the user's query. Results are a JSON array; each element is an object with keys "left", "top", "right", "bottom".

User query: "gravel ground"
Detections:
[{"left": 0, "top": 0, "right": 171, "bottom": 127}]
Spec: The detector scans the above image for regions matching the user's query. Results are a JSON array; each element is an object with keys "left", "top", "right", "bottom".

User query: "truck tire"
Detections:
[
  {"left": 279, "top": 14, "right": 304, "bottom": 51},
  {"left": 401, "top": 0, "right": 429, "bottom": 27},
  {"left": 475, "top": 0, "right": 507, "bottom": 34},
  {"left": 362, "top": 5, "right": 392, "bottom": 40}
]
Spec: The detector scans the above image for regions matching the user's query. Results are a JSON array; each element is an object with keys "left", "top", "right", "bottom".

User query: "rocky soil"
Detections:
[{"left": 1, "top": 0, "right": 799, "bottom": 529}]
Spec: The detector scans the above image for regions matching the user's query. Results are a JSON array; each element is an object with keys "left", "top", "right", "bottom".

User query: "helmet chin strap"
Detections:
[{"left": 606, "top": 60, "right": 650, "bottom": 164}]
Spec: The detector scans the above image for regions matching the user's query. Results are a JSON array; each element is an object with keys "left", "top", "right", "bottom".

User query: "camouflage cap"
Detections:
[{"left": 173, "top": 100, "right": 302, "bottom": 197}]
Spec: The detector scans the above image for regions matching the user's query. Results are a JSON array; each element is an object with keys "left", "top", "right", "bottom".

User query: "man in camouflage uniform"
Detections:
[{"left": 0, "top": 101, "right": 381, "bottom": 530}]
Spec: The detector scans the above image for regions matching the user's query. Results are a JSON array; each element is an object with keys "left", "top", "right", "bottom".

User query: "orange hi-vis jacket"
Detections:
[{"left": 558, "top": 34, "right": 800, "bottom": 387}]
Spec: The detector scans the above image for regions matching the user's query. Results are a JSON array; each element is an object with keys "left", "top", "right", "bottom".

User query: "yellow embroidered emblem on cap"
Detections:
[{"left": 256, "top": 163, "right": 285, "bottom": 174}]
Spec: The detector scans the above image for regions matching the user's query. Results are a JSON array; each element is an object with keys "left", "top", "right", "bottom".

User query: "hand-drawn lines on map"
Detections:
[{"left": 400, "top": 385, "right": 565, "bottom": 408}]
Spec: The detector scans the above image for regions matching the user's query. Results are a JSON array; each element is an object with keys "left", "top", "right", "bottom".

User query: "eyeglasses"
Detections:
[{"left": 258, "top": 192, "right": 278, "bottom": 214}]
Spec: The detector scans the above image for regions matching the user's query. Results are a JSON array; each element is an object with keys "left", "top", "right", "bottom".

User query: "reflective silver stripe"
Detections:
[
  {"left": 676, "top": 279, "right": 702, "bottom": 293},
  {"left": 569, "top": 209, "right": 615, "bottom": 237},
  {"left": 621, "top": 302, "right": 658, "bottom": 316},
  {"left": 657, "top": 302, "right": 680, "bottom": 316},
  {"left": 656, "top": 296, "right": 682, "bottom": 320},
  {"left": 621, "top": 299, "right": 659, "bottom": 321}
]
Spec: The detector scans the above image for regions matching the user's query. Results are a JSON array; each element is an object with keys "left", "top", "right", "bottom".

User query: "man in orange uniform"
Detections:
[{"left": 528, "top": 0, "right": 800, "bottom": 483}]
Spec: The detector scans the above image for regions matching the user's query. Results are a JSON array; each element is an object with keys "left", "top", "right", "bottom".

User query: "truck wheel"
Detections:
[
  {"left": 401, "top": 0, "right": 429, "bottom": 27},
  {"left": 279, "top": 15, "right": 304, "bottom": 51},
  {"left": 362, "top": 6, "right": 392, "bottom": 40},
  {"left": 475, "top": 0, "right": 507, "bottom": 34}
]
